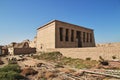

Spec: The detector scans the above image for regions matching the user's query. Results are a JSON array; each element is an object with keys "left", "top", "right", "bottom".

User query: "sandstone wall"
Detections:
[
  {"left": 36, "top": 22, "right": 55, "bottom": 52},
  {"left": 55, "top": 20, "right": 95, "bottom": 48},
  {"left": 36, "top": 20, "right": 95, "bottom": 52},
  {"left": 47, "top": 45, "right": 120, "bottom": 60},
  {"left": 14, "top": 48, "right": 36, "bottom": 55},
  {"left": 29, "top": 37, "right": 37, "bottom": 48}
]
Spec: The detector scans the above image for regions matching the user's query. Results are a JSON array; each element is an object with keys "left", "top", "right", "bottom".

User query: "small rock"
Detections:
[{"left": 45, "top": 71, "right": 56, "bottom": 79}]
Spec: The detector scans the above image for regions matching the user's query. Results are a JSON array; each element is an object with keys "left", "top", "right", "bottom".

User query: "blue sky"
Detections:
[{"left": 0, "top": 0, "right": 120, "bottom": 45}]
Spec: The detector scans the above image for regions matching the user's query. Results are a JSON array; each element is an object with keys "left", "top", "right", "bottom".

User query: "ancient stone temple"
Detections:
[{"left": 36, "top": 20, "right": 95, "bottom": 51}]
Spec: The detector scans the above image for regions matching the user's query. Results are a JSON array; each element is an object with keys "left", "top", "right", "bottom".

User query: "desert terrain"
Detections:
[{"left": 0, "top": 42, "right": 120, "bottom": 80}]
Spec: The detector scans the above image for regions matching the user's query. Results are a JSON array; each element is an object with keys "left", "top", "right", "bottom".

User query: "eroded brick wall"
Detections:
[{"left": 14, "top": 48, "right": 36, "bottom": 55}]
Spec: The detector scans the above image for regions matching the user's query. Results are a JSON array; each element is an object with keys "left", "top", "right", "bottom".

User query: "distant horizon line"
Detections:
[{"left": 1, "top": 41, "right": 120, "bottom": 46}]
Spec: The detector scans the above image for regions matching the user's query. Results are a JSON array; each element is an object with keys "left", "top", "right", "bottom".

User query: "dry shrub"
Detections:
[
  {"left": 21, "top": 68, "right": 38, "bottom": 76},
  {"left": 45, "top": 71, "right": 56, "bottom": 79}
]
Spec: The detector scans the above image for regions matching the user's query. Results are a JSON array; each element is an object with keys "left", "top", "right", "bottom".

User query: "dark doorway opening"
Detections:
[{"left": 76, "top": 31, "right": 82, "bottom": 47}]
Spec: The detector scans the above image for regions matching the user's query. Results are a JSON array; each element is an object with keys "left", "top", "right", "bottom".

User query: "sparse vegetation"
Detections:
[
  {"left": 0, "top": 64, "right": 25, "bottom": 80},
  {"left": 33, "top": 51, "right": 63, "bottom": 61},
  {"left": 40, "top": 51, "right": 62, "bottom": 61},
  {"left": 32, "top": 52, "right": 98, "bottom": 69},
  {"left": 8, "top": 60, "right": 17, "bottom": 64},
  {"left": 0, "top": 64, "right": 21, "bottom": 73},
  {"left": 21, "top": 68, "right": 38, "bottom": 76},
  {"left": 55, "top": 62, "right": 64, "bottom": 68}
]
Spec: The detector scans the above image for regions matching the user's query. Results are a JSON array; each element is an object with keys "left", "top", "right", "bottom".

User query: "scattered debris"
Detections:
[{"left": 21, "top": 68, "right": 38, "bottom": 76}]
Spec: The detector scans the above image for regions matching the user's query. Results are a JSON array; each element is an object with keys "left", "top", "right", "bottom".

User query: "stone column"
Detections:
[
  {"left": 63, "top": 28, "right": 65, "bottom": 42},
  {"left": 74, "top": 30, "right": 77, "bottom": 47},
  {"left": 69, "top": 29, "right": 71, "bottom": 42}
]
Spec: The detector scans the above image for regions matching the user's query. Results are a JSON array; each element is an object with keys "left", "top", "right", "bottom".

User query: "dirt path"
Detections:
[
  {"left": 0, "top": 56, "right": 8, "bottom": 68},
  {"left": 18, "top": 56, "right": 56, "bottom": 69}
]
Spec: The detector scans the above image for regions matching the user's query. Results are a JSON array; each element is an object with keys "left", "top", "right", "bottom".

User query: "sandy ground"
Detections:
[{"left": 0, "top": 56, "right": 8, "bottom": 68}]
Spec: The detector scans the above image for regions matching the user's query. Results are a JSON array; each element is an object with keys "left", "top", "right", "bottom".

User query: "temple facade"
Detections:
[{"left": 36, "top": 20, "right": 95, "bottom": 51}]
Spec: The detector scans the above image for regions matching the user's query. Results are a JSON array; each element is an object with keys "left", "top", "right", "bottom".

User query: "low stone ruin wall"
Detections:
[
  {"left": 46, "top": 46, "right": 120, "bottom": 60},
  {"left": 14, "top": 48, "right": 36, "bottom": 55}
]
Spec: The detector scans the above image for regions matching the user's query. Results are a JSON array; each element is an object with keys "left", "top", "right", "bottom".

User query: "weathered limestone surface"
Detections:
[
  {"left": 47, "top": 45, "right": 120, "bottom": 60},
  {"left": 36, "top": 20, "right": 95, "bottom": 52}
]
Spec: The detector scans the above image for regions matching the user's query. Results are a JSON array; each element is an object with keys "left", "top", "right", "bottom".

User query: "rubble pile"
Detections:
[{"left": 25, "top": 62, "right": 105, "bottom": 80}]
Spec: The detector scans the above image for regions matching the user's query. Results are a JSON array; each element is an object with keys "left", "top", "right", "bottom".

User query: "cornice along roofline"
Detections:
[{"left": 37, "top": 20, "right": 94, "bottom": 31}]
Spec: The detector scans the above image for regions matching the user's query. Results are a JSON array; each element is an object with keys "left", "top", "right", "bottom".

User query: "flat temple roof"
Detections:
[{"left": 37, "top": 20, "right": 94, "bottom": 31}]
